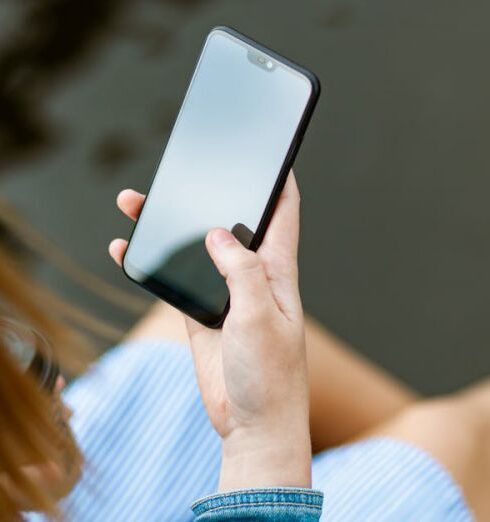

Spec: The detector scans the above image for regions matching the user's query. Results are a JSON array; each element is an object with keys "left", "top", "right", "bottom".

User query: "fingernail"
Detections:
[{"left": 210, "top": 229, "right": 235, "bottom": 247}]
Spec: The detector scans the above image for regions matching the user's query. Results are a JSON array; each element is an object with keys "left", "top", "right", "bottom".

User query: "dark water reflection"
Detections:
[
  {"left": 1, "top": 1, "right": 490, "bottom": 393},
  {"left": 0, "top": 0, "right": 211, "bottom": 170},
  {"left": 0, "top": 0, "right": 125, "bottom": 166}
]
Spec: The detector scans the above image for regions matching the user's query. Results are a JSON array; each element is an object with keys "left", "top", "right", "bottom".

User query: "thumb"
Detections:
[{"left": 205, "top": 228, "right": 275, "bottom": 317}]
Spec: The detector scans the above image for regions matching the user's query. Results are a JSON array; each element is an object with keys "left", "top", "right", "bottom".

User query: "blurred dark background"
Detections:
[{"left": 1, "top": 0, "right": 489, "bottom": 394}]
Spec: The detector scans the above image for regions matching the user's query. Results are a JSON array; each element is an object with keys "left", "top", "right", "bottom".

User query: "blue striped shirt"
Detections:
[{"left": 26, "top": 339, "right": 473, "bottom": 521}]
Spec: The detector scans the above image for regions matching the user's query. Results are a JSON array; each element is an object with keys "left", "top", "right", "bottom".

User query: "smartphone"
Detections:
[{"left": 123, "top": 26, "right": 320, "bottom": 328}]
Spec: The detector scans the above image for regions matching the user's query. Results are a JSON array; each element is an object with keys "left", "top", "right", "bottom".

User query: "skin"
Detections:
[
  {"left": 111, "top": 172, "right": 312, "bottom": 490},
  {"left": 10, "top": 168, "right": 415, "bottom": 506},
  {"left": 11, "top": 170, "right": 490, "bottom": 517},
  {"left": 110, "top": 173, "right": 490, "bottom": 519},
  {"left": 112, "top": 180, "right": 418, "bottom": 453}
]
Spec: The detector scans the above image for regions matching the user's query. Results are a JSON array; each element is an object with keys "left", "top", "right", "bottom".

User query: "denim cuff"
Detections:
[{"left": 191, "top": 487, "right": 324, "bottom": 521}]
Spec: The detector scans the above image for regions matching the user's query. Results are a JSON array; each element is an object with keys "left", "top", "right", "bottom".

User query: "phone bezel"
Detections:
[{"left": 122, "top": 25, "right": 321, "bottom": 328}]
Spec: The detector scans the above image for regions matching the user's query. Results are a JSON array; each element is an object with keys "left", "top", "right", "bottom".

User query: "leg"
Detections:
[
  {"left": 124, "top": 304, "right": 418, "bottom": 451},
  {"left": 305, "top": 316, "right": 417, "bottom": 450},
  {"left": 124, "top": 301, "right": 189, "bottom": 345},
  {"left": 362, "top": 382, "right": 490, "bottom": 520}
]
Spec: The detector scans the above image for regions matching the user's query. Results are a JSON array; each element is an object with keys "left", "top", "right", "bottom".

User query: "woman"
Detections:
[{"left": 1, "top": 173, "right": 489, "bottom": 520}]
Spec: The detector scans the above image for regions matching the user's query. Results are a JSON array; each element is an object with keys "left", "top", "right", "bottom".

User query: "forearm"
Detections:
[
  {"left": 191, "top": 413, "right": 324, "bottom": 522},
  {"left": 219, "top": 423, "right": 312, "bottom": 491},
  {"left": 191, "top": 420, "right": 324, "bottom": 521},
  {"left": 192, "top": 410, "right": 324, "bottom": 520}
]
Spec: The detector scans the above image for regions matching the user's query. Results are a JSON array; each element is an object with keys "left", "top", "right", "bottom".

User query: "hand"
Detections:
[{"left": 110, "top": 172, "right": 311, "bottom": 490}]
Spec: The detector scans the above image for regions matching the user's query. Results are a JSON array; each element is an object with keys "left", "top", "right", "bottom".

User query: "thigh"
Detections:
[
  {"left": 319, "top": 394, "right": 490, "bottom": 521},
  {"left": 124, "top": 301, "right": 190, "bottom": 345},
  {"left": 369, "top": 397, "right": 488, "bottom": 521}
]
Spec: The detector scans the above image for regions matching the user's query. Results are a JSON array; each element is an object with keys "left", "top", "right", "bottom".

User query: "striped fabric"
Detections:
[{"left": 26, "top": 339, "right": 473, "bottom": 521}]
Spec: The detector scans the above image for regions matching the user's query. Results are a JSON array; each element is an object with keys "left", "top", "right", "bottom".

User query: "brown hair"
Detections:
[
  {"left": 0, "top": 244, "right": 86, "bottom": 519},
  {"left": 0, "top": 201, "right": 141, "bottom": 519},
  {"left": 0, "top": 195, "right": 148, "bottom": 521},
  {"left": 0, "top": 346, "right": 78, "bottom": 519}
]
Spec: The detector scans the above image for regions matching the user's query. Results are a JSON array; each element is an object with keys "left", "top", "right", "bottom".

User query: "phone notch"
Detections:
[{"left": 247, "top": 49, "right": 276, "bottom": 72}]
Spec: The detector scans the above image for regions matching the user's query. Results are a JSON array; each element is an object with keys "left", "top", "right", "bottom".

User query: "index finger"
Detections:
[
  {"left": 117, "top": 189, "right": 146, "bottom": 221},
  {"left": 258, "top": 170, "right": 300, "bottom": 262}
]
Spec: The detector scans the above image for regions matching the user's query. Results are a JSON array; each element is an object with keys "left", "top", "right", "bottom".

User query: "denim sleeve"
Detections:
[{"left": 191, "top": 487, "right": 324, "bottom": 521}]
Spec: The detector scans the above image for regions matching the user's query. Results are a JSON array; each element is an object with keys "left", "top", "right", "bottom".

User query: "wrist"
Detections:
[{"left": 219, "top": 422, "right": 312, "bottom": 492}]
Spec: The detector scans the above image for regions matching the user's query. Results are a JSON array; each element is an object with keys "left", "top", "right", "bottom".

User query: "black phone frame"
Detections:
[{"left": 122, "top": 25, "right": 321, "bottom": 329}]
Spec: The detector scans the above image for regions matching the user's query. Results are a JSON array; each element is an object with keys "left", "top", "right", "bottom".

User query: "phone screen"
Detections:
[{"left": 124, "top": 28, "right": 315, "bottom": 325}]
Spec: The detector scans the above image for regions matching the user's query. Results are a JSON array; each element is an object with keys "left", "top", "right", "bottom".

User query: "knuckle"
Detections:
[
  {"left": 263, "top": 253, "right": 298, "bottom": 281},
  {"left": 230, "top": 251, "right": 264, "bottom": 279}
]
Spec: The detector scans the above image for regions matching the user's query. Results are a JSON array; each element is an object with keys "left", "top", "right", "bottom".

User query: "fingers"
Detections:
[
  {"left": 109, "top": 238, "right": 128, "bottom": 266},
  {"left": 111, "top": 177, "right": 300, "bottom": 320},
  {"left": 260, "top": 171, "right": 300, "bottom": 262},
  {"left": 205, "top": 228, "right": 275, "bottom": 318},
  {"left": 110, "top": 189, "right": 141, "bottom": 266},
  {"left": 256, "top": 172, "right": 302, "bottom": 318},
  {"left": 117, "top": 189, "right": 145, "bottom": 221}
]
